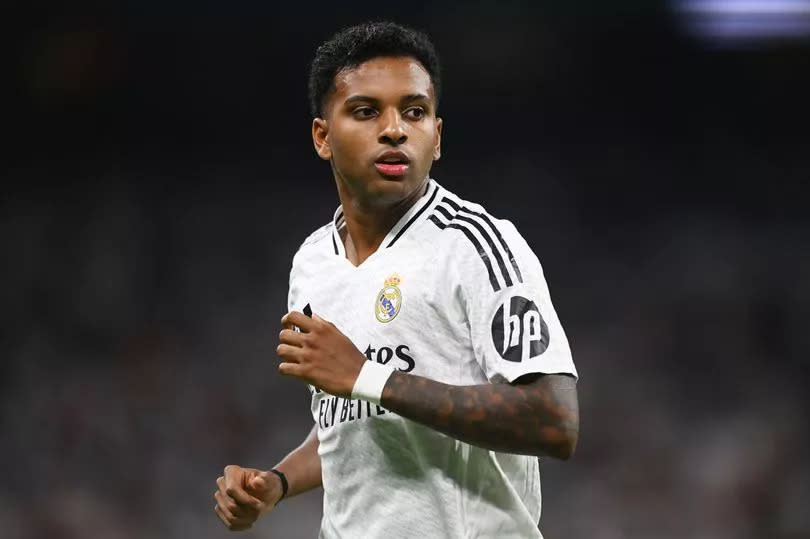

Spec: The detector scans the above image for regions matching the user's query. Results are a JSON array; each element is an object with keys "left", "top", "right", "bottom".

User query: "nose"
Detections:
[{"left": 378, "top": 108, "right": 407, "bottom": 146}]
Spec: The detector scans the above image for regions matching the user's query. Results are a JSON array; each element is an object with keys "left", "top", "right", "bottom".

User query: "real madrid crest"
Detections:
[{"left": 375, "top": 273, "right": 402, "bottom": 323}]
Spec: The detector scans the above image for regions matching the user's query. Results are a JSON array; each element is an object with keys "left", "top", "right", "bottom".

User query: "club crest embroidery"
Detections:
[{"left": 375, "top": 273, "right": 402, "bottom": 323}]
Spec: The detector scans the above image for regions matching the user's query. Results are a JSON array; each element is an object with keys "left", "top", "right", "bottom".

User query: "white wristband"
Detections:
[{"left": 351, "top": 361, "right": 395, "bottom": 405}]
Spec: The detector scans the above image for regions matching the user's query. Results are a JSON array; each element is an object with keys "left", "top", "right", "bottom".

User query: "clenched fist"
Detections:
[
  {"left": 277, "top": 311, "right": 367, "bottom": 397},
  {"left": 214, "top": 465, "right": 282, "bottom": 531}
]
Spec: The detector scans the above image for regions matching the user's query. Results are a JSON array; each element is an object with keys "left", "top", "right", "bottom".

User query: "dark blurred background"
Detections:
[{"left": 3, "top": 1, "right": 809, "bottom": 538}]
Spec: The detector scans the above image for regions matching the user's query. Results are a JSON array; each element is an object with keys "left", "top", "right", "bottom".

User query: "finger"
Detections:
[
  {"left": 276, "top": 343, "right": 303, "bottom": 362},
  {"left": 279, "top": 361, "right": 306, "bottom": 378},
  {"left": 225, "top": 485, "right": 262, "bottom": 516},
  {"left": 214, "top": 503, "right": 231, "bottom": 528},
  {"left": 248, "top": 470, "right": 270, "bottom": 492},
  {"left": 282, "top": 311, "right": 315, "bottom": 332},
  {"left": 215, "top": 504, "right": 253, "bottom": 532},
  {"left": 216, "top": 488, "right": 256, "bottom": 519},
  {"left": 312, "top": 313, "right": 332, "bottom": 326},
  {"left": 279, "top": 328, "right": 305, "bottom": 346},
  {"left": 217, "top": 476, "right": 245, "bottom": 514},
  {"left": 215, "top": 490, "right": 238, "bottom": 520}
]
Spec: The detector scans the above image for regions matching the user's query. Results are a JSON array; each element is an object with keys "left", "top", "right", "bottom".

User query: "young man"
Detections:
[{"left": 214, "top": 22, "right": 579, "bottom": 538}]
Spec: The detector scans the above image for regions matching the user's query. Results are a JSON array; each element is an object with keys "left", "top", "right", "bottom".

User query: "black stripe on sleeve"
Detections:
[
  {"left": 459, "top": 206, "right": 523, "bottom": 283},
  {"left": 429, "top": 215, "right": 501, "bottom": 292},
  {"left": 332, "top": 231, "right": 339, "bottom": 255},
  {"left": 442, "top": 197, "right": 461, "bottom": 212},
  {"left": 434, "top": 203, "right": 455, "bottom": 221},
  {"left": 429, "top": 214, "right": 446, "bottom": 229},
  {"left": 386, "top": 184, "right": 439, "bottom": 248},
  {"left": 454, "top": 213, "right": 513, "bottom": 287}
]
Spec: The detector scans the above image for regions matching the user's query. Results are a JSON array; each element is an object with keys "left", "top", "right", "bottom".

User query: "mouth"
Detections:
[{"left": 374, "top": 151, "right": 410, "bottom": 177}]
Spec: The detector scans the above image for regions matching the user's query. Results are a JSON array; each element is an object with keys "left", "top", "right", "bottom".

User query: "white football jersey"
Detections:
[{"left": 287, "top": 179, "right": 577, "bottom": 539}]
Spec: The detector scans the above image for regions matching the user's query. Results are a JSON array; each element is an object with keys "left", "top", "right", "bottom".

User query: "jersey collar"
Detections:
[{"left": 331, "top": 179, "right": 442, "bottom": 257}]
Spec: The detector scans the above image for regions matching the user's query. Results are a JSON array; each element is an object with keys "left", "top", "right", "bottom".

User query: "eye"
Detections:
[
  {"left": 404, "top": 107, "right": 426, "bottom": 120},
  {"left": 352, "top": 107, "right": 377, "bottom": 119}
]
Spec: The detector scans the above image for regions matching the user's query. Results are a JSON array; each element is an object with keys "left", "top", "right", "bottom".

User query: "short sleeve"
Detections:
[{"left": 459, "top": 219, "right": 577, "bottom": 384}]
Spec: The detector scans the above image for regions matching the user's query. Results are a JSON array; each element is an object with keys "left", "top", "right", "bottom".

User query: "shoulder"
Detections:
[
  {"left": 291, "top": 221, "right": 335, "bottom": 270},
  {"left": 427, "top": 188, "right": 527, "bottom": 245},
  {"left": 423, "top": 188, "right": 535, "bottom": 293}
]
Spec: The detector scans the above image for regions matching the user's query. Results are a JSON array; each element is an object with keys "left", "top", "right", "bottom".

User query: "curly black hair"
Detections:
[{"left": 308, "top": 21, "right": 441, "bottom": 118}]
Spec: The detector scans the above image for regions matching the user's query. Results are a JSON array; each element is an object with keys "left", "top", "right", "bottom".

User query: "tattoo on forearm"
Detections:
[{"left": 380, "top": 372, "right": 579, "bottom": 458}]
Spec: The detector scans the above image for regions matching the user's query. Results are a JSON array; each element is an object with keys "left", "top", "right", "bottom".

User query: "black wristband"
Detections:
[{"left": 269, "top": 469, "right": 288, "bottom": 505}]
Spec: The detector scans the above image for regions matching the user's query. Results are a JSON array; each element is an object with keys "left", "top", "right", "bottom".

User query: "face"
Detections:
[{"left": 312, "top": 56, "right": 442, "bottom": 208}]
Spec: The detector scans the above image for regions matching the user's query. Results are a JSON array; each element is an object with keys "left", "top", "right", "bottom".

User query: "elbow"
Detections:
[
  {"left": 554, "top": 429, "right": 578, "bottom": 460},
  {"left": 541, "top": 419, "right": 579, "bottom": 460},
  {"left": 553, "top": 392, "right": 579, "bottom": 460}
]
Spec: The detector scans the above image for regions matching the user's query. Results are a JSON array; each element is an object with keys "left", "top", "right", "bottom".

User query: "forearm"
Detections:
[
  {"left": 380, "top": 372, "right": 579, "bottom": 458},
  {"left": 273, "top": 424, "right": 322, "bottom": 498}
]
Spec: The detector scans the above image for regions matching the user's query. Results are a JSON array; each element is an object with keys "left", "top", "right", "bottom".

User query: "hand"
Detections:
[
  {"left": 214, "top": 465, "right": 281, "bottom": 531},
  {"left": 277, "top": 311, "right": 366, "bottom": 397}
]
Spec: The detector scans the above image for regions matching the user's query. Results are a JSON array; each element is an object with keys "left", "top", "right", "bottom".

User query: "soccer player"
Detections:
[{"left": 213, "top": 22, "right": 579, "bottom": 538}]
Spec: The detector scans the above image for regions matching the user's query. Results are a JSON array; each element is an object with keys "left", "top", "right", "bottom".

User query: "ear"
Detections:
[
  {"left": 433, "top": 117, "right": 443, "bottom": 161},
  {"left": 312, "top": 117, "right": 332, "bottom": 160}
]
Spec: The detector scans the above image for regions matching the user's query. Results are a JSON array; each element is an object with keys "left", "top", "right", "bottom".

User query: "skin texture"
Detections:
[
  {"left": 381, "top": 371, "right": 579, "bottom": 458},
  {"left": 312, "top": 56, "right": 442, "bottom": 266}
]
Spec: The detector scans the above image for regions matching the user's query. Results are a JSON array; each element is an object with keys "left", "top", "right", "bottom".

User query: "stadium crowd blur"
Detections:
[{"left": 4, "top": 2, "right": 809, "bottom": 538}]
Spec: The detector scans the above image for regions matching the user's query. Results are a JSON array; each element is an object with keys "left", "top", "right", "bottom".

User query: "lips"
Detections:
[{"left": 375, "top": 151, "right": 410, "bottom": 177}]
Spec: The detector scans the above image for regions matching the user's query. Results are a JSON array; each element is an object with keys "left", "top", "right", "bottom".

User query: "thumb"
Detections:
[{"left": 248, "top": 470, "right": 271, "bottom": 493}]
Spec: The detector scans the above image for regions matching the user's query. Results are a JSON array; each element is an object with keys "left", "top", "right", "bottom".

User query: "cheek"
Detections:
[
  {"left": 411, "top": 126, "right": 438, "bottom": 159},
  {"left": 330, "top": 125, "right": 370, "bottom": 163}
]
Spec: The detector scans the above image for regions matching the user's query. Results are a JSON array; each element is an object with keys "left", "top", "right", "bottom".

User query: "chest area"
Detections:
[
  {"left": 294, "top": 249, "right": 465, "bottom": 369},
  {"left": 300, "top": 251, "right": 441, "bottom": 328}
]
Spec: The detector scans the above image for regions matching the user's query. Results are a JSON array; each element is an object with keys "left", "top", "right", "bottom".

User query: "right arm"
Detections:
[{"left": 214, "top": 424, "right": 321, "bottom": 531}]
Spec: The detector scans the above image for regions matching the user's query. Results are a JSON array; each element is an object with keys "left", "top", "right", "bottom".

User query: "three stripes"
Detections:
[{"left": 429, "top": 197, "right": 523, "bottom": 292}]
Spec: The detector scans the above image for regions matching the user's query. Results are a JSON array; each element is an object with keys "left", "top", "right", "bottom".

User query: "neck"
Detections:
[{"left": 336, "top": 179, "right": 429, "bottom": 266}]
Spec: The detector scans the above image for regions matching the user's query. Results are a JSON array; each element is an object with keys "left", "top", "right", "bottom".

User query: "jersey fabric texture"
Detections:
[{"left": 287, "top": 179, "right": 577, "bottom": 539}]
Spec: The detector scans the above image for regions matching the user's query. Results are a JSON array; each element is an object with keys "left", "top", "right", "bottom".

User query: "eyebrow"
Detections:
[
  {"left": 343, "top": 93, "right": 431, "bottom": 106},
  {"left": 401, "top": 93, "right": 430, "bottom": 104}
]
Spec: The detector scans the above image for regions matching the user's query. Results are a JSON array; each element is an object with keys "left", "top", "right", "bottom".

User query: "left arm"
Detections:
[
  {"left": 381, "top": 370, "right": 578, "bottom": 459},
  {"left": 277, "top": 312, "right": 578, "bottom": 459}
]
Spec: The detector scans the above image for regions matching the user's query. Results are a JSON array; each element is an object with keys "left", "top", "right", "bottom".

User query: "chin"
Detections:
[{"left": 367, "top": 178, "right": 411, "bottom": 204}]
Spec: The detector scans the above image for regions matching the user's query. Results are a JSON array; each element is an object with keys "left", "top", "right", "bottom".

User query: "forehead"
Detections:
[{"left": 333, "top": 56, "right": 434, "bottom": 102}]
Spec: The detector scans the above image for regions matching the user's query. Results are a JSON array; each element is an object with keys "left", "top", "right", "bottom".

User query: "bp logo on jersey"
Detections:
[
  {"left": 491, "top": 296, "right": 550, "bottom": 362},
  {"left": 375, "top": 273, "right": 402, "bottom": 323}
]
